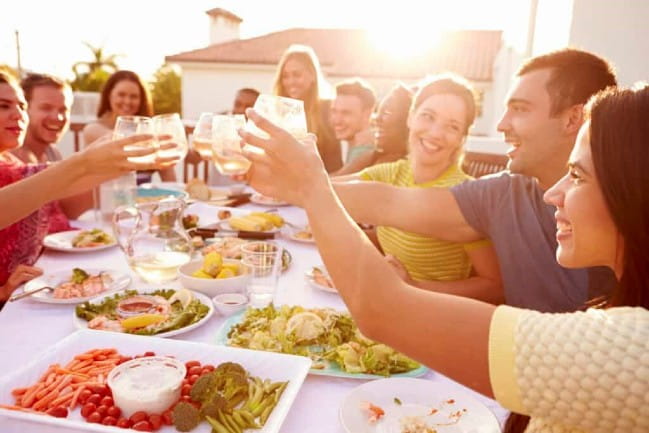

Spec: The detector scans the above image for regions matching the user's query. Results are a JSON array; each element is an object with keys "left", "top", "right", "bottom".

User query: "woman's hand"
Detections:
[
  {"left": 1, "top": 265, "right": 43, "bottom": 301},
  {"left": 239, "top": 109, "right": 329, "bottom": 207}
]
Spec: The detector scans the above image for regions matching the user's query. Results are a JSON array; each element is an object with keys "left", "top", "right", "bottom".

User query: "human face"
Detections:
[
  {"left": 375, "top": 90, "right": 410, "bottom": 153},
  {"left": 281, "top": 58, "right": 315, "bottom": 101},
  {"left": 109, "top": 80, "right": 141, "bottom": 116},
  {"left": 26, "top": 85, "right": 72, "bottom": 145},
  {"left": 330, "top": 94, "right": 371, "bottom": 141},
  {"left": 544, "top": 123, "right": 620, "bottom": 271},
  {"left": 232, "top": 91, "right": 258, "bottom": 115},
  {"left": 497, "top": 68, "right": 570, "bottom": 181},
  {"left": 0, "top": 83, "right": 28, "bottom": 152},
  {"left": 407, "top": 93, "right": 466, "bottom": 169}
]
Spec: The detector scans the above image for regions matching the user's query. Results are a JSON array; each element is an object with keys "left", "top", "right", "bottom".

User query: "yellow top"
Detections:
[
  {"left": 360, "top": 159, "right": 488, "bottom": 281},
  {"left": 489, "top": 305, "right": 649, "bottom": 432}
]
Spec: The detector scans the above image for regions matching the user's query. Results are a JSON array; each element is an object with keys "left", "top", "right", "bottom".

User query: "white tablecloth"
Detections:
[{"left": 0, "top": 200, "right": 509, "bottom": 432}]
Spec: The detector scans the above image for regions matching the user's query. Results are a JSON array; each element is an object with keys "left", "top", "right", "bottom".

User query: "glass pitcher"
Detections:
[{"left": 113, "top": 197, "right": 193, "bottom": 283}]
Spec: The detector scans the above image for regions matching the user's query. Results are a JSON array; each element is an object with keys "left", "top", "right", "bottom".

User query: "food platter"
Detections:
[{"left": 43, "top": 229, "right": 116, "bottom": 253}]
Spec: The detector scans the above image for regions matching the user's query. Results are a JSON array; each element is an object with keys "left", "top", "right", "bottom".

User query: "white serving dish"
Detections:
[
  {"left": 0, "top": 329, "right": 312, "bottom": 433},
  {"left": 178, "top": 258, "right": 250, "bottom": 296}
]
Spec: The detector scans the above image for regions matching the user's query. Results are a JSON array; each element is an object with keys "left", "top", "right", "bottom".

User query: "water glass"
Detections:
[
  {"left": 114, "top": 115, "right": 158, "bottom": 164},
  {"left": 245, "top": 94, "right": 308, "bottom": 140},
  {"left": 152, "top": 113, "right": 188, "bottom": 160},
  {"left": 191, "top": 112, "right": 214, "bottom": 159},
  {"left": 212, "top": 114, "right": 250, "bottom": 175},
  {"left": 240, "top": 241, "right": 283, "bottom": 308}
]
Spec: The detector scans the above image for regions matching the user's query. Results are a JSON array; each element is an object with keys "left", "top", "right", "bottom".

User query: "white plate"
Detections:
[
  {"left": 340, "top": 378, "right": 501, "bottom": 433},
  {"left": 283, "top": 226, "right": 315, "bottom": 244},
  {"left": 72, "top": 289, "right": 214, "bottom": 338},
  {"left": 43, "top": 230, "right": 117, "bottom": 253},
  {"left": 250, "top": 193, "right": 290, "bottom": 207},
  {"left": 20, "top": 268, "right": 131, "bottom": 304},
  {"left": 0, "top": 329, "right": 311, "bottom": 433},
  {"left": 305, "top": 266, "right": 337, "bottom": 293}
]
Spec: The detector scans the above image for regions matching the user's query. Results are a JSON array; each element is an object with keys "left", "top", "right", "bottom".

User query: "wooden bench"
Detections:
[{"left": 462, "top": 151, "right": 508, "bottom": 178}]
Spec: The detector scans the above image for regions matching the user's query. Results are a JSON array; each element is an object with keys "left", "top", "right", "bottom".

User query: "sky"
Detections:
[{"left": 0, "top": 0, "right": 541, "bottom": 81}]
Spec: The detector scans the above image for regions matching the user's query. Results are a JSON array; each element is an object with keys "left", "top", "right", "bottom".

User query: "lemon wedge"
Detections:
[
  {"left": 120, "top": 314, "right": 166, "bottom": 330},
  {"left": 286, "top": 312, "right": 325, "bottom": 342},
  {"left": 168, "top": 288, "right": 194, "bottom": 309},
  {"left": 216, "top": 268, "right": 236, "bottom": 279}
]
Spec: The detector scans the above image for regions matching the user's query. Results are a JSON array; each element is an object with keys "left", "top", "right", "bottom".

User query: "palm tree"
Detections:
[{"left": 70, "top": 42, "right": 121, "bottom": 91}]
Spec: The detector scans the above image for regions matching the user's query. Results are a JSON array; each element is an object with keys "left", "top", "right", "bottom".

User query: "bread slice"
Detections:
[{"left": 186, "top": 178, "right": 211, "bottom": 201}]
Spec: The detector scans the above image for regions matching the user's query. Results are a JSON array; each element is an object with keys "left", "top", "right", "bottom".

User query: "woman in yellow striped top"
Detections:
[{"left": 336, "top": 74, "right": 503, "bottom": 304}]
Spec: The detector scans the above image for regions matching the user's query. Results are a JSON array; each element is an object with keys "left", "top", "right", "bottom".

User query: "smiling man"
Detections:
[
  {"left": 331, "top": 48, "right": 618, "bottom": 312},
  {"left": 12, "top": 73, "right": 72, "bottom": 164}
]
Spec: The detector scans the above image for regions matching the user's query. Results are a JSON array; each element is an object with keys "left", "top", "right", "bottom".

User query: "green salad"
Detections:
[
  {"left": 75, "top": 289, "right": 210, "bottom": 335},
  {"left": 227, "top": 305, "right": 420, "bottom": 376}
]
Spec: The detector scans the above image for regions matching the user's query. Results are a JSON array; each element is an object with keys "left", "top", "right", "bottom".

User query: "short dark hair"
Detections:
[
  {"left": 586, "top": 83, "right": 649, "bottom": 308},
  {"left": 20, "top": 73, "right": 69, "bottom": 103},
  {"left": 518, "top": 48, "right": 617, "bottom": 115},
  {"left": 96, "top": 70, "right": 153, "bottom": 117},
  {"left": 335, "top": 78, "right": 376, "bottom": 111}
]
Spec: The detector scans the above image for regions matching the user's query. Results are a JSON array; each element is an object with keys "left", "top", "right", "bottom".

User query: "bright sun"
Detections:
[{"left": 367, "top": 26, "right": 443, "bottom": 60}]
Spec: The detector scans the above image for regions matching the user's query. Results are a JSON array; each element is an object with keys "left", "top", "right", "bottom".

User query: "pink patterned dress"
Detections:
[{"left": 0, "top": 154, "right": 71, "bottom": 285}]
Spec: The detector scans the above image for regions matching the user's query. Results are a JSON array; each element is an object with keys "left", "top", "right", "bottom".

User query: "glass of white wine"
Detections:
[
  {"left": 152, "top": 113, "right": 188, "bottom": 160},
  {"left": 112, "top": 197, "right": 193, "bottom": 283},
  {"left": 211, "top": 114, "right": 250, "bottom": 175},
  {"left": 114, "top": 115, "right": 158, "bottom": 163},
  {"left": 245, "top": 94, "right": 308, "bottom": 140},
  {"left": 191, "top": 112, "right": 214, "bottom": 159}
]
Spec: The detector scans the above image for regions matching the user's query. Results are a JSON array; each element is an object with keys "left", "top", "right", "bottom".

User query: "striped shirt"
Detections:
[{"left": 360, "top": 159, "right": 487, "bottom": 281}]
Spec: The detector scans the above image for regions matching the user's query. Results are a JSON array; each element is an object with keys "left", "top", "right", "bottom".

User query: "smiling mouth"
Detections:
[{"left": 419, "top": 138, "right": 441, "bottom": 153}]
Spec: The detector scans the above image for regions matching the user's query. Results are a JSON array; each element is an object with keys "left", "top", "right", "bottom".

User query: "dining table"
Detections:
[{"left": 0, "top": 194, "right": 509, "bottom": 433}]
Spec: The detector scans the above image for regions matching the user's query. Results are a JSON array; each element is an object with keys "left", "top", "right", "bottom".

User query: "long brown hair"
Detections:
[{"left": 96, "top": 70, "right": 153, "bottom": 118}]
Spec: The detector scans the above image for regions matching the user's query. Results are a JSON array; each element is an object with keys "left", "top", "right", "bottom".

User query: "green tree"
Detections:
[
  {"left": 151, "top": 64, "right": 181, "bottom": 115},
  {"left": 70, "top": 42, "right": 120, "bottom": 91}
]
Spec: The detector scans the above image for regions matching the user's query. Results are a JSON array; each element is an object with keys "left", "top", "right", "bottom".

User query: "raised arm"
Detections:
[
  {"left": 242, "top": 110, "right": 497, "bottom": 397},
  {"left": 332, "top": 179, "right": 483, "bottom": 243}
]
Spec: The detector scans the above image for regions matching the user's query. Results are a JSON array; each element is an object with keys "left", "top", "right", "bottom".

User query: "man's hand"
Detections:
[
  {"left": 1, "top": 264, "right": 43, "bottom": 301},
  {"left": 239, "top": 109, "right": 329, "bottom": 208}
]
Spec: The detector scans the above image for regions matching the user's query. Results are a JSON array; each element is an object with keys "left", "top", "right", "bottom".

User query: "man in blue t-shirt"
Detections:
[{"left": 332, "top": 48, "right": 618, "bottom": 313}]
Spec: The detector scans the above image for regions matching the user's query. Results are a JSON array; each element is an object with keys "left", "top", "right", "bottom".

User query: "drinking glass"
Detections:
[
  {"left": 152, "top": 113, "right": 188, "bottom": 160},
  {"left": 114, "top": 115, "right": 158, "bottom": 164},
  {"left": 245, "top": 94, "right": 308, "bottom": 140},
  {"left": 240, "top": 241, "right": 283, "bottom": 308},
  {"left": 191, "top": 112, "right": 214, "bottom": 159},
  {"left": 211, "top": 114, "right": 250, "bottom": 175}
]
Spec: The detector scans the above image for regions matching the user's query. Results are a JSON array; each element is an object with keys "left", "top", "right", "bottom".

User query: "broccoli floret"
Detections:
[
  {"left": 200, "top": 391, "right": 229, "bottom": 419},
  {"left": 215, "top": 362, "right": 247, "bottom": 377},
  {"left": 190, "top": 373, "right": 215, "bottom": 403},
  {"left": 172, "top": 401, "right": 201, "bottom": 432}
]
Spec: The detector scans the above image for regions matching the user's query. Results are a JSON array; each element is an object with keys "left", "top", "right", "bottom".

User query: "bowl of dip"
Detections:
[{"left": 107, "top": 356, "right": 186, "bottom": 417}]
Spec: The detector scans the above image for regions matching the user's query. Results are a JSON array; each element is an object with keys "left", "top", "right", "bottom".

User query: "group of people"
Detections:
[{"left": 0, "top": 40, "right": 647, "bottom": 432}]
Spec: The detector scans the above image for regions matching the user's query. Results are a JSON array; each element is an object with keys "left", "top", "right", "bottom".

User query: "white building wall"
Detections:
[{"left": 569, "top": 0, "right": 649, "bottom": 87}]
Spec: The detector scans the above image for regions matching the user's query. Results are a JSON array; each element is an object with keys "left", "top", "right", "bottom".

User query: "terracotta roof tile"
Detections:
[{"left": 166, "top": 28, "right": 502, "bottom": 82}]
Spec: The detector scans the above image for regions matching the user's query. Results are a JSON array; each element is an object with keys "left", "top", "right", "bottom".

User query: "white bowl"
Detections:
[
  {"left": 212, "top": 293, "right": 248, "bottom": 316},
  {"left": 178, "top": 258, "right": 250, "bottom": 297},
  {"left": 107, "top": 356, "right": 185, "bottom": 417},
  {"left": 229, "top": 184, "right": 247, "bottom": 195}
]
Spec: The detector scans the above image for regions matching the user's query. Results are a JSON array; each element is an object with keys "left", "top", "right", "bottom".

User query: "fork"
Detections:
[{"left": 9, "top": 286, "right": 54, "bottom": 302}]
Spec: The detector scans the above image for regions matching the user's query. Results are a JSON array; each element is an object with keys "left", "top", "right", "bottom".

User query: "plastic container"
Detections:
[{"left": 107, "top": 356, "right": 185, "bottom": 417}]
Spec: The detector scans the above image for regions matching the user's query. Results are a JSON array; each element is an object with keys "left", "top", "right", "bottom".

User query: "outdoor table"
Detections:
[{"left": 0, "top": 199, "right": 509, "bottom": 432}]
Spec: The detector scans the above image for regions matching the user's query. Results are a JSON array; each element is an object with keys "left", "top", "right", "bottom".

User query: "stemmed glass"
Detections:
[
  {"left": 191, "top": 112, "right": 214, "bottom": 159},
  {"left": 211, "top": 114, "right": 249, "bottom": 175},
  {"left": 152, "top": 113, "right": 188, "bottom": 160},
  {"left": 245, "top": 94, "right": 308, "bottom": 140},
  {"left": 113, "top": 115, "right": 158, "bottom": 163}
]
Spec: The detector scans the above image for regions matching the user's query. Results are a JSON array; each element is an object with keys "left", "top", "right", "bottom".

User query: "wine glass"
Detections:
[
  {"left": 152, "top": 113, "right": 188, "bottom": 160},
  {"left": 245, "top": 94, "right": 308, "bottom": 140},
  {"left": 211, "top": 114, "right": 250, "bottom": 175},
  {"left": 114, "top": 115, "right": 157, "bottom": 164},
  {"left": 191, "top": 112, "right": 214, "bottom": 159}
]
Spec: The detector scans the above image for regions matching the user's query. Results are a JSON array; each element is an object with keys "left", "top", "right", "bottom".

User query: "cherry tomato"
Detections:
[
  {"left": 100, "top": 396, "right": 114, "bottom": 407},
  {"left": 89, "top": 384, "right": 109, "bottom": 396},
  {"left": 184, "top": 360, "right": 201, "bottom": 370},
  {"left": 149, "top": 414, "right": 163, "bottom": 431},
  {"left": 118, "top": 356, "right": 133, "bottom": 365},
  {"left": 81, "top": 402, "right": 97, "bottom": 418},
  {"left": 181, "top": 384, "right": 192, "bottom": 396},
  {"left": 143, "top": 351, "right": 156, "bottom": 357},
  {"left": 132, "top": 420, "right": 153, "bottom": 431},
  {"left": 102, "top": 416, "right": 117, "bottom": 426},
  {"left": 46, "top": 406, "right": 68, "bottom": 418},
  {"left": 116, "top": 417, "right": 131, "bottom": 428},
  {"left": 201, "top": 366, "right": 214, "bottom": 375},
  {"left": 78, "top": 389, "right": 93, "bottom": 405},
  {"left": 87, "top": 411, "right": 102, "bottom": 424},
  {"left": 187, "top": 366, "right": 202, "bottom": 376},
  {"left": 106, "top": 405, "right": 122, "bottom": 418},
  {"left": 180, "top": 395, "right": 191, "bottom": 402},
  {"left": 87, "top": 394, "right": 102, "bottom": 405},
  {"left": 188, "top": 374, "right": 200, "bottom": 385},
  {"left": 129, "top": 411, "right": 149, "bottom": 424},
  {"left": 161, "top": 410, "right": 173, "bottom": 426}
]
